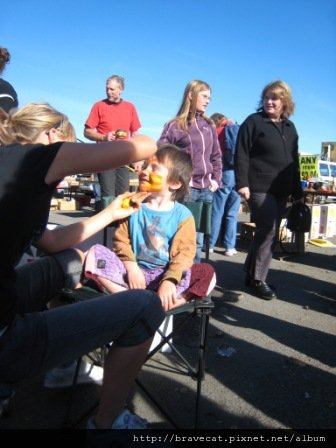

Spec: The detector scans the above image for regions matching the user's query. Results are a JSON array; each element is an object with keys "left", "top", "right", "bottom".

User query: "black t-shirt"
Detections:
[
  {"left": 0, "top": 142, "right": 62, "bottom": 326},
  {"left": 0, "top": 79, "right": 18, "bottom": 112}
]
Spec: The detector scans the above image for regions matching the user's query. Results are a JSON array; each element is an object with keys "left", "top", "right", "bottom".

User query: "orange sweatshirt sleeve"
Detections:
[{"left": 112, "top": 219, "right": 136, "bottom": 262}]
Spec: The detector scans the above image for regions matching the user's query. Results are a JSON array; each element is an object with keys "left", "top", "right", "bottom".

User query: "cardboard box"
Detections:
[
  {"left": 308, "top": 204, "right": 321, "bottom": 239},
  {"left": 320, "top": 204, "right": 336, "bottom": 237},
  {"left": 239, "top": 201, "right": 250, "bottom": 214},
  {"left": 73, "top": 194, "right": 91, "bottom": 207},
  {"left": 50, "top": 198, "right": 58, "bottom": 210},
  {"left": 57, "top": 198, "right": 79, "bottom": 211},
  {"left": 241, "top": 219, "right": 309, "bottom": 245}
]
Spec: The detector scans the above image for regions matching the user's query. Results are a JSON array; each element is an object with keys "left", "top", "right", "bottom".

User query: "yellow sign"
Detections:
[{"left": 299, "top": 155, "right": 319, "bottom": 180}]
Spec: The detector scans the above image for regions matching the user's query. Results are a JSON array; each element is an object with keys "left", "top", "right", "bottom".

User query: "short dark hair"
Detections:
[{"left": 156, "top": 143, "right": 192, "bottom": 200}]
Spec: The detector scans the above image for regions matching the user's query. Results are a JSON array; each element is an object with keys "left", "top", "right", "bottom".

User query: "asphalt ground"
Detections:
[{"left": 1, "top": 206, "right": 335, "bottom": 444}]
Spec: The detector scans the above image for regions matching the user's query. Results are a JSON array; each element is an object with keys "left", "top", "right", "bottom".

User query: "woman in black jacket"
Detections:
[{"left": 235, "top": 80, "right": 303, "bottom": 300}]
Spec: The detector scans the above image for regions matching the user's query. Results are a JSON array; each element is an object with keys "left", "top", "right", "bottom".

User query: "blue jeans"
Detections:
[
  {"left": 210, "top": 170, "right": 240, "bottom": 250},
  {"left": 185, "top": 187, "right": 213, "bottom": 262},
  {"left": 0, "top": 250, "right": 164, "bottom": 391}
]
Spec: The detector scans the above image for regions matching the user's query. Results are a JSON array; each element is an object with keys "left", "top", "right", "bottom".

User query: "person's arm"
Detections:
[
  {"left": 84, "top": 126, "right": 107, "bottom": 142},
  {"left": 235, "top": 117, "right": 253, "bottom": 200},
  {"left": 162, "top": 215, "right": 196, "bottom": 284},
  {"left": 209, "top": 125, "right": 223, "bottom": 191},
  {"left": 157, "top": 121, "right": 176, "bottom": 145},
  {"left": 129, "top": 104, "right": 141, "bottom": 137},
  {"left": 157, "top": 215, "right": 196, "bottom": 311},
  {"left": 130, "top": 128, "right": 143, "bottom": 170},
  {"left": 83, "top": 102, "right": 107, "bottom": 142},
  {"left": 45, "top": 135, "right": 157, "bottom": 185},
  {"left": 112, "top": 219, "right": 136, "bottom": 262},
  {"left": 290, "top": 125, "right": 304, "bottom": 201},
  {"left": 35, "top": 192, "right": 144, "bottom": 253}
]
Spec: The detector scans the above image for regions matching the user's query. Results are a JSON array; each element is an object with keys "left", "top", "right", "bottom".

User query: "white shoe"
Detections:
[
  {"left": 44, "top": 360, "right": 103, "bottom": 388},
  {"left": 224, "top": 248, "right": 237, "bottom": 256}
]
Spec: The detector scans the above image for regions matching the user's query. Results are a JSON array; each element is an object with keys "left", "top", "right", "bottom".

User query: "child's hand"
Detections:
[
  {"left": 126, "top": 264, "right": 146, "bottom": 289},
  {"left": 157, "top": 280, "right": 183, "bottom": 311}
]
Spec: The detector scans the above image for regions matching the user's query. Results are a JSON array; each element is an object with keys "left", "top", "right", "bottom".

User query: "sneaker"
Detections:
[
  {"left": 44, "top": 360, "right": 103, "bottom": 388},
  {"left": 224, "top": 248, "right": 237, "bottom": 256},
  {"left": 87, "top": 409, "right": 148, "bottom": 429}
]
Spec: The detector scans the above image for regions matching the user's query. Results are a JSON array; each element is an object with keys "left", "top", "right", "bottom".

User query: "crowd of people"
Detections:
[{"left": 0, "top": 45, "right": 303, "bottom": 431}]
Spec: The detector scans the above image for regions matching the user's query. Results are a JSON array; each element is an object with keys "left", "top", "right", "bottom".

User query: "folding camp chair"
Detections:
[{"left": 184, "top": 200, "right": 212, "bottom": 261}]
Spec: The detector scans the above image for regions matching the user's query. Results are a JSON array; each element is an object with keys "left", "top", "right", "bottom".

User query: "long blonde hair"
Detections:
[
  {"left": 0, "top": 102, "right": 76, "bottom": 145},
  {"left": 172, "top": 80, "right": 212, "bottom": 131}
]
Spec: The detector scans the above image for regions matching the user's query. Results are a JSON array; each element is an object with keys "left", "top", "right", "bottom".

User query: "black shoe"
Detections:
[
  {"left": 248, "top": 280, "right": 276, "bottom": 300},
  {"left": 245, "top": 275, "right": 275, "bottom": 290}
]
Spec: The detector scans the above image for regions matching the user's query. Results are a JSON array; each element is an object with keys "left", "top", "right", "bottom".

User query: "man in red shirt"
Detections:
[{"left": 84, "top": 75, "right": 141, "bottom": 202}]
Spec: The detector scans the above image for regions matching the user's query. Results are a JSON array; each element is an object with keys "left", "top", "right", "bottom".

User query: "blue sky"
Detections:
[{"left": 3, "top": 0, "right": 335, "bottom": 154}]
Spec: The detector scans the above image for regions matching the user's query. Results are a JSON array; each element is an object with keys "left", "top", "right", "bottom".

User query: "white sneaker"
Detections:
[
  {"left": 224, "top": 248, "right": 237, "bottom": 256},
  {"left": 44, "top": 360, "right": 103, "bottom": 388},
  {"left": 87, "top": 409, "right": 148, "bottom": 429}
]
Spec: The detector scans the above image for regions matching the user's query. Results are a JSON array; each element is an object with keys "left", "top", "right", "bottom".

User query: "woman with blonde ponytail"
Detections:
[
  {"left": 0, "top": 102, "right": 164, "bottom": 430},
  {"left": 0, "top": 103, "right": 75, "bottom": 145}
]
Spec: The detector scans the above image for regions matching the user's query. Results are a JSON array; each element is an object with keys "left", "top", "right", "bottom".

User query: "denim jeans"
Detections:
[
  {"left": 210, "top": 170, "right": 240, "bottom": 250},
  {"left": 0, "top": 250, "right": 164, "bottom": 393},
  {"left": 185, "top": 187, "right": 213, "bottom": 262}
]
